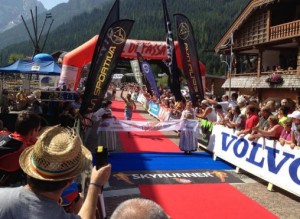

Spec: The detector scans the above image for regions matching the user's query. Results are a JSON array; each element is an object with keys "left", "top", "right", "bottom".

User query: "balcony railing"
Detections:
[
  {"left": 232, "top": 69, "right": 297, "bottom": 77},
  {"left": 270, "top": 20, "right": 300, "bottom": 41}
]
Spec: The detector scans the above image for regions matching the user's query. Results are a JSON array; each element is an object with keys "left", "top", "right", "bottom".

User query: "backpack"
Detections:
[
  {"left": 0, "top": 133, "right": 23, "bottom": 157},
  {"left": 0, "top": 132, "right": 25, "bottom": 186}
]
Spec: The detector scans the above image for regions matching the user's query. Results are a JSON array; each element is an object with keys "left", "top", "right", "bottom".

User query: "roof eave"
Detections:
[{"left": 214, "top": 0, "right": 276, "bottom": 53}]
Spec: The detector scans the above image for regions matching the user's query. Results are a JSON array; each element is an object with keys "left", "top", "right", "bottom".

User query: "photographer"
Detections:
[{"left": 0, "top": 126, "right": 111, "bottom": 219}]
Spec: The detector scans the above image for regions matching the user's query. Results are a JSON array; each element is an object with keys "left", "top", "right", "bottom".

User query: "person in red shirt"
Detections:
[
  {"left": 236, "top": 105, "right": 259, "bottom": 137},
  {"left": 0, "top": 111, "right": 42, "bottom": 186},
  {"left": 248, "top": 115, "right": 283, "bottom": 141}
]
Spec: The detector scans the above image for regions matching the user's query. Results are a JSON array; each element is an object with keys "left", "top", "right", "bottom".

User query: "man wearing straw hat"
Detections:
[{"left": 0, "top": 125, "right": 111, "bottom": 219}]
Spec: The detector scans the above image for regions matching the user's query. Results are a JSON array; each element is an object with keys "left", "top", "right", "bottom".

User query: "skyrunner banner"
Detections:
[
  {"left": 80, "top": 0, "right": 120, "bottom": 114},
  {"left": 80, "top": 19, "right": 134, "bottom": 114},
  {"left": 162, "top": 0, "right": 183, "bottom": 102},
  {"left": 174, "top": 13, "right": 204, "bottom": 106},
  {"left": 110, "top": 170, "right": 242, "bottom": 187},
  {"left": 137, "top": 52, "right": 160, "bottom": 98}
]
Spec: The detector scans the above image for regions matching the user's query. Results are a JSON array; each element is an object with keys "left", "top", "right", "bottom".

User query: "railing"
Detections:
[
  {"left": 232, "top": 69, "right": 297, "bottom": 77},
  {"left": 270, "top": 20, "right": 300, "bottom": 41}
]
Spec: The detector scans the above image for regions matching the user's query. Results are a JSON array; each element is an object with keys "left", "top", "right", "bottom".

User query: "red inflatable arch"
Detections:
[{"left": 59, "top": 35, "right": 206, "bottom": 90}]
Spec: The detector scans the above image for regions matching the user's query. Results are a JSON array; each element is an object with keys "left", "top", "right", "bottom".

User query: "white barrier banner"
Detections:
[
  {"left": 158, "top": 106, "right": 171, "bottom": 121},
  {"left": 208, "top": 125, "right": 300, "bottom": 197},
  {"left": 98, "top": 119, "right": 198, "bottom": 132}
]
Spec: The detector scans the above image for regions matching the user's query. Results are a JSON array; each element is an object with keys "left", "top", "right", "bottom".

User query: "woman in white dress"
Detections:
[
  {"left": 179, "top": 101, "right": 198, "bottom": 154},
  {"left": 91, "top": 100, "right": 117, "bottom": 152}
]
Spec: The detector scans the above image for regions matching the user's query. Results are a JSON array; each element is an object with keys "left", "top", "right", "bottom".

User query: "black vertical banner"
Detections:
[
  {"left": 90, "top": 0, "right": 119, "bottom": 67},
  {"left": 162, "top": 0, "right": 183, "bottom": 102},
  {"left": 79, "top": 0, "right": 120, "bottom": 114},
  {"left": 80, "top": 20, "right": 134, "bottom": 114},
  {"left": 174, "top": 14, "right": 204, "bottom": 106}
]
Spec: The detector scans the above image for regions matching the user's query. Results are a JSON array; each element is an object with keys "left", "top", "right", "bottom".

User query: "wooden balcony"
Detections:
[{"left": 270, "top": 20, "right": 300, "bottom": 41}]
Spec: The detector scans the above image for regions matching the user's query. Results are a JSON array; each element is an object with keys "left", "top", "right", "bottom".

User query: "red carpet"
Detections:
[
  {"left": 111, "top": 100, "right": 146, "bottom": 120},
  {"left": 111, "top": 100, "right": 181, "bottom": 153},
  {"left": 139, "top": 184, "right": 278, "bottom": 219},
  {"left": 111, "top": 100, "right": 277, "bottom": 219}
]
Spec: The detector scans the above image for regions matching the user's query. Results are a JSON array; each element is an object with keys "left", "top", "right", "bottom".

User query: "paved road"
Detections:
[{"left": 103, "top": 92, "right": 300, "bottom": 218}]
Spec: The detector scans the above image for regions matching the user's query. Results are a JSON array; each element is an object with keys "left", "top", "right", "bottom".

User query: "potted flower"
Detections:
[{"left": 265, "top": 73, "right": 284, "bottom": 85}]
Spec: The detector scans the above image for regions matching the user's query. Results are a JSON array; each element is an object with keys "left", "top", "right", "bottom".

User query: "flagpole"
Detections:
[{"left": 37, "top": 13, "right": 52, "bottom": 44}]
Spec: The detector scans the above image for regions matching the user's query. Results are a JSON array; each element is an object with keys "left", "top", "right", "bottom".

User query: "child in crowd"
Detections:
[{"left": 279, "top": 118, "right": 293, "bottom": 146}]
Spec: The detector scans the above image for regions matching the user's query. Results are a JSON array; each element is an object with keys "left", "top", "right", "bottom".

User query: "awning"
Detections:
[
  {"left": 0, "top": 59, "right": 61, "bottom": 75},
  {"left": 222, "top": 77, "right": 258, "bottom": 88},
  {"left": 222, "top": 75, "right": 300, "bottom": 89}
]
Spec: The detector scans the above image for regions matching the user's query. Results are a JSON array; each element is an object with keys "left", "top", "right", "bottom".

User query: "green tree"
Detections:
[
  {"left": 157, "top": 75, "right": 169, "bottom": 89},
  {"left": 8, "top": 53, "right": 25, "bottom": 64}
]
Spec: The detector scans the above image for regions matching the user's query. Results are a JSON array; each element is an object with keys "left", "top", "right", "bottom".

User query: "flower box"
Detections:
[{"left": 265, "top": 73, "right": 284, "bottom": 85}]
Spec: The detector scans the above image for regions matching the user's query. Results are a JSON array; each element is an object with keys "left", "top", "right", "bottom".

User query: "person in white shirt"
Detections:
[
  {"left": 205, "top": 93, "right": 238, "bottom": 112},
  {"left": 288, "top": 111, "right": 300, "bottom": 148},
  {"left": 196, "top": 100, "right": 217, "bottom": 122}
]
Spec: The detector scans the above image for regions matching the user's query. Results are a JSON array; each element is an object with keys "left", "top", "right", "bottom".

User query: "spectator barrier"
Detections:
[
  {"left": 206, "top": 125, "right": 300, "bottom": 197},
  {"left": 136, "top": 92, "right": 300, "bottom": 197}
]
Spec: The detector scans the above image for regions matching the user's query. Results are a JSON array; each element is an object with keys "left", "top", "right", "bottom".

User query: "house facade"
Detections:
[{"left": 215, "top": 0, "right": 300, "bottom": 104}]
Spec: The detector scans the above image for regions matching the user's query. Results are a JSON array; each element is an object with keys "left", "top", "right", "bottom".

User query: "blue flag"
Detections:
[{"left": 137, "top": 52, "right": 160, "bottom": 98}]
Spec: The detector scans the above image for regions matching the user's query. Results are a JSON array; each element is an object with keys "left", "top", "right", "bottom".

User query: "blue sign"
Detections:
[{"left": 148, "top": 102, "right": 160, "bottom": 117}]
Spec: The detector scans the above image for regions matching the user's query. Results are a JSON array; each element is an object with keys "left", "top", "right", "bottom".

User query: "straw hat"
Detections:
[{"left": 19, "top": 125, "right": 92, "bottom": 181}]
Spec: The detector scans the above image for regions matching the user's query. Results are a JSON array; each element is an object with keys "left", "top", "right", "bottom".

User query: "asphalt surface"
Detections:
[{"left": 103, "top": 93, "right": 300, "bottom": 219}]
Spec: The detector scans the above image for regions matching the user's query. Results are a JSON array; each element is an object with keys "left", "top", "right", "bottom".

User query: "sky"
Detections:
[{"left": 38, "top": 0, "right": 69, "bottom": 10}]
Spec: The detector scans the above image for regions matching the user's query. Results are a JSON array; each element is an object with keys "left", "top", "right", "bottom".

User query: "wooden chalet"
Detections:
[{"left": 215, "top": 0, "right": 300, "bottom": 103}]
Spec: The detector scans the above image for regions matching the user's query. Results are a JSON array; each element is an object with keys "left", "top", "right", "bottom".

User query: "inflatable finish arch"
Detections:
[{"left": 59, "top": 35, "right": 206, "bottom": 90}]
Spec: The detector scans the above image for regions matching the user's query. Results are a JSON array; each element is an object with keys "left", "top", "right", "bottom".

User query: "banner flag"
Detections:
[
  {"left": 80, "top": 19, "right": 134, "bottom": 114},
  {"left": 90, "top": 0, "right": 119, "bottom": 68},
  {"left": 137, "top": 52, "right": 160, "bottom": 98},
  {"left": 130, "top": 59, "right": 144, "bottom": 85},
  {"left": 80, "top": 0, "right": 120, "bottom": 114},
  {"left": 162, "top": 0, "right": 183, "bottom": 102},
  {"left": 174, "top": 13, "right": 204, "bottom": 106}
]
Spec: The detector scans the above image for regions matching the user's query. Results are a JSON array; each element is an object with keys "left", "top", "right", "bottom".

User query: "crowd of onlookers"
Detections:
[
  {"left": 1, "top": 82, "right": 299, "bottom": 218},
  {"left": 1, "top": 83, "right": 300, "bottom": 149},
  {"left": 0, "top": 88, "right": 83, "bottom": 128},
  {"left": 119, "top": 82, "right": 300, "bottom": 150},
  {"left": 0, "top": 84, "right": 170, "bottom": 218}
]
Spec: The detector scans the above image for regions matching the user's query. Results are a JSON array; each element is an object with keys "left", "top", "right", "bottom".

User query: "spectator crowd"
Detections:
[{"left": 0, "top": 81, "right": 299, "bottom": 219}]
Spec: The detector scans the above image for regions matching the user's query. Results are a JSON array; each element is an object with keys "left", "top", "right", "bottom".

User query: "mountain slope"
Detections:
[
  {"left": 0, "top": 0, "right": 110, "bottom": 51},
  {"left": 0, "top": 0, "right": 248, "bottom": 74},
  {"left": 0, "top": 0, "right": 45, "bottom": 32}
]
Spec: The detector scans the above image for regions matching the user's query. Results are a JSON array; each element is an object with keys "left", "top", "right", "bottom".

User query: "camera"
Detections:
[{"left": 93, "top": 146, "right": 108, "bottom": 170}]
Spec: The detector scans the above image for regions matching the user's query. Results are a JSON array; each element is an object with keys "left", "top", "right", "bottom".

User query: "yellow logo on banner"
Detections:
[
  {"left": 109, "top": 27, "right": 126, "bottom": 45},
  {"left": 178, "top": 22, "right": 189, "bottom": 40}
]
